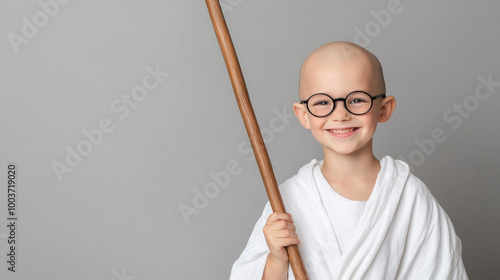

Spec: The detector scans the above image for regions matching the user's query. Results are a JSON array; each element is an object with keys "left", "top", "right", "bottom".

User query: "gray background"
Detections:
[{"left": 1, "top": 0, "right": 499, "bottom": 279}]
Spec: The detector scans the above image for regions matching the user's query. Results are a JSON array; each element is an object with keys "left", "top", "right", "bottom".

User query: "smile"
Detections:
[
  {"left": 326, "top": 127, "right": 359, "bottom": 138},
  {"left": 328, "top": 128, "right": 358, "bottom": 134}
]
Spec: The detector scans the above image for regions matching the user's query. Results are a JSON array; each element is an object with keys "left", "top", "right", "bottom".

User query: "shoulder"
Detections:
[
  {"left": 278, "top": 159, "right": 320, "bottom": 194},
  {"left": 380, "top": 156, "right": 442, "bottom": 220},
  {"left": 406, "top": 171, "right": 434, "bottom": 202},
  {"left": 383, "top": 156, "right": 433, "bottom": 200},
  {"left": 388, "top": 156, "right": 456, "bottom": 232},
  {"left": 385, "top": 158, "right": 466, "bottom": 277},
  {"left": 276, "top": 159, "right": 323, "bottom": 212}
]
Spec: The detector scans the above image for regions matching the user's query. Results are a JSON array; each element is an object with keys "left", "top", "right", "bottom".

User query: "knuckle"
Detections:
[{"left": 279, "top": 220, "right": 288, "bottom": 228}]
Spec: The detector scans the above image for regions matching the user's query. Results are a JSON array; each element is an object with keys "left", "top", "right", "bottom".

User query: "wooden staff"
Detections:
[{"left": 205, "top": 1, "right": 308, "bottom": 279}]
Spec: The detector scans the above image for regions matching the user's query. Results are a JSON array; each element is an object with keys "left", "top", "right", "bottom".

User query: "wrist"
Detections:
[
  {"left": 263, "top": 253, "right": 289, "bottom": 280},
  {"left": 268, "top": 253, "right": 288, "bottom": 265}
]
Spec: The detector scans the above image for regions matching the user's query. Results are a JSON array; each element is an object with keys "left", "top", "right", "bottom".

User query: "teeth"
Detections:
[{"left": 330, "top": 128, "right": 355, "bottom": 134}]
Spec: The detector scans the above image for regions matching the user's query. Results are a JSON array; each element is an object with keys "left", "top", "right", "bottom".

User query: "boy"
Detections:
[{"left": 230, "top": 42, "right": 468, "bottom": 279}]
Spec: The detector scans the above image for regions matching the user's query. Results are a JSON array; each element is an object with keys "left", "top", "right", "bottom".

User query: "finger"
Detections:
[
  {"left": 269, "top": 236, "right": 301, "bottom": 248},
  {"left": 267, "top": 212, "right": 294, "bottom": 223},
  {"left": 272, "top": 228, "right": 299, "bottom": 239},
  {"left": 266, "top": 228, "right": 300, "bottom": 248},
  {"left": 265, "top": 219, "right": 297, "bottom": 232}
]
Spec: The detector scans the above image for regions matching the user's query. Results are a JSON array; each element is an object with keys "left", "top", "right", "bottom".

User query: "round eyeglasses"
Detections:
[{"left": 300, "top": 91, "right": 386, "bottom": 117}]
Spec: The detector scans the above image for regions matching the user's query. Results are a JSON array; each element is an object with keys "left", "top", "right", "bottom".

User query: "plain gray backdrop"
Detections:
[{"left": 1, "top": 0, "right": 499, "bottom": 279}]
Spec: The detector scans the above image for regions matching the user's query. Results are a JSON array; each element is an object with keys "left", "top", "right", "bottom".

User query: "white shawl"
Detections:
[{"left": 230, "top": 156, "right": 468, "bottom": 279}]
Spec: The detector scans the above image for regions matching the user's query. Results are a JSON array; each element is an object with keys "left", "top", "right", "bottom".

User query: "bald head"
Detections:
[{"left": 299, "top": 41, "right": 386, "bottom": 100}]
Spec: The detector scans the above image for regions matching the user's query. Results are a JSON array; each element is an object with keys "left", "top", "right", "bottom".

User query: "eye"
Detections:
[
  {"left": 349, "top": 98, "right": 368, "bottom": 104},
  {"left": 313, "top": 100, "right": 331, "bottom": 106}
]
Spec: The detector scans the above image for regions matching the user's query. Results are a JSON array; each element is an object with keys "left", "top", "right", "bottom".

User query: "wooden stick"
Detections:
[{"left": 205, "top": 1, "right": 309, "bottom": 279}]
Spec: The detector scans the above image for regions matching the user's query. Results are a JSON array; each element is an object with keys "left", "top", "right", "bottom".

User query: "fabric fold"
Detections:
[{"left": 230, "top": 156, "right": 468, "bottom": 280}]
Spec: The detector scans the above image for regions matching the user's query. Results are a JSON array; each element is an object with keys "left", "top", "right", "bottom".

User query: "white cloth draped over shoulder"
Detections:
[{"left": 230, "top": 156, "right": 468, "bottom": 280}]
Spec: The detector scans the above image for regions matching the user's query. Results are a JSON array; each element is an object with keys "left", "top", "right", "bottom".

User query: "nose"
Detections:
[{"left": 329, "top": 100, "right": 351, "bottom": 121}]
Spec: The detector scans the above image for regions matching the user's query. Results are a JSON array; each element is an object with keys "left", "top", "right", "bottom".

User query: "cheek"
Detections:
[
  {"left": 309, "top": 120, "right": 330, "bottom": 141},
  {"left": 370, "top": 106, "right": 383, "bottom": 120},
  {"left": 309, "top": 118, "right": 326, "bottom": 131},
  {"left": 363, "top": 109, "right": 380, "bottom": 123},
  {"left": 363, "top": 117, "right": 379, "bottom": 133}
]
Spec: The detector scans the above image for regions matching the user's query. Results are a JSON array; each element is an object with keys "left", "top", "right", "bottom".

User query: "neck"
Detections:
[{"left": 320, "top": 141, "right": 381, "bottom": 200}]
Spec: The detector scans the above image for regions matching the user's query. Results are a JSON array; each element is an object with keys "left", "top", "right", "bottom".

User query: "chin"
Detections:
[{"left": 322, "top": 141, "right": 373, "bottom": 157}]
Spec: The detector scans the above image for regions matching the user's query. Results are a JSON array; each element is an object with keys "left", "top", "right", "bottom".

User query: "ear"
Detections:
[
  {"left": 293, "top": 102, "right": 311, "bottom": 129},
  {"left": 378, "top": 96, "right": 396, "bottom": 123}
]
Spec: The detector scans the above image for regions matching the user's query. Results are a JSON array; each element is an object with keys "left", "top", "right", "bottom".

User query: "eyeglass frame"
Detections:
[{"left": 299, "top": 91, "right": 386, "bottom": 117}]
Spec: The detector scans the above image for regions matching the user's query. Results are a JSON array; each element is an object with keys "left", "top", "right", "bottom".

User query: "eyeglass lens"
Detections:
[{"left": 306, "top": 91, "right": 374, "bottom": 117}]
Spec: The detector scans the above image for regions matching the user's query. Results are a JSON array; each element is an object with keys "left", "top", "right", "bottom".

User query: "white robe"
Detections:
[{"left": 230, "top": 156, "right": 468, "bottom": 280}]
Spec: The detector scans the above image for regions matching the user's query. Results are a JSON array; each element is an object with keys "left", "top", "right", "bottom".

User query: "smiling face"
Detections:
[{"left": 294, "top": 42, "right": 395, "bottom": 158}]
